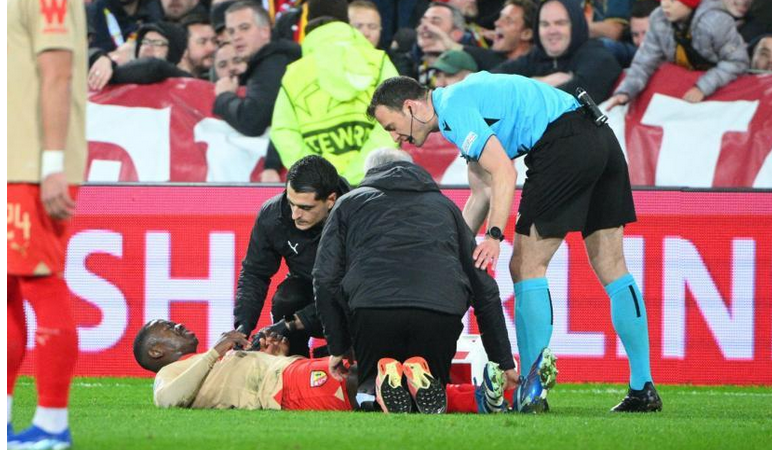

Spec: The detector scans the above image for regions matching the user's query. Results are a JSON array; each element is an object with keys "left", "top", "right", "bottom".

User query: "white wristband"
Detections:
[{"left": 41, "top": 150, "right": 65, "bottom": 179}]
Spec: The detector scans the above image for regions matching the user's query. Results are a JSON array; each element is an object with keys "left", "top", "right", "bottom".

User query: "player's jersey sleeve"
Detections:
[
  {"left": 438, "top": 91, "right": 495, "bottom": 162},
  {"left": 29, "top": 0, "right": 78, "bottom": 55}
]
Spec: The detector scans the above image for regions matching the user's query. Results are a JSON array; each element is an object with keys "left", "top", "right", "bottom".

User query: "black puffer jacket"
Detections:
[
  {"left": 492, "top": 0, "right": 621, "bottom": 102},
  {"left": 234, "top": 178, "right": 350, "bottom": 333},
  {"left": 313, "top": 162, "right": 514, "bottom": 370},
  {"left": 213, "top": 39, "right": 301, "bottom": 137}
]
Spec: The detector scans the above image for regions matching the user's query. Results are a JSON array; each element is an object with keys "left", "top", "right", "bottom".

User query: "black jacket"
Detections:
[
  {"left": 233, "top": 178, "right": 351, "bottom": 333},
  {"left": 313, "top": 162, "right": 515, "bottom": 371},
  {"left": 213, "top": 40, "right": 301, "bottom": 137},
  {"left": 87, "top": 0, "right": 163, "bottom": 52},
  {"left": 492, "top": 0, "right": 621, "bottom": 102},
  {"left": 109, "top": 57, "right": 192, "bottom": 85}
]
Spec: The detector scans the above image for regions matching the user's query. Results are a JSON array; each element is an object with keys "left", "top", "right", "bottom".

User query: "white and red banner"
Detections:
[
  {"left": 18, "top": 187, "right": 772, "bottom": 384},
  {"left": 87, "top": 65, "right": 772, "bottom": 187}
]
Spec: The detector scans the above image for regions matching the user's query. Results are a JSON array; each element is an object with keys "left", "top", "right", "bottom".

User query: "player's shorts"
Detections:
[
  {"left": 7, "top": 183, "right": 79, "bottom": 276},
  {"left": 280, "top": 358, "right": 353, "bottom": 411},
  {"left": 515, "top": 110, "right": 636, "bottom": 239}
]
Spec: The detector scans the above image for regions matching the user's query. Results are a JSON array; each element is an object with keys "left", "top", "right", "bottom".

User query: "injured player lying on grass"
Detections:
[{"left": 133, "top": 319, "right": 558, "bottom": 414}]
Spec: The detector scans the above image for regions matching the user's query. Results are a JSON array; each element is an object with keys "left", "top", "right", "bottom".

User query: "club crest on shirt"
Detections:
[{"left": 310, "top": 370, "right": 328, "bottom": 387}]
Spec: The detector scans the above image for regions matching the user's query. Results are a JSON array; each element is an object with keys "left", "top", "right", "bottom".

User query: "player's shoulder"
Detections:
[{"left": 257, "top": 192, "right": 287, "bottom": 224}]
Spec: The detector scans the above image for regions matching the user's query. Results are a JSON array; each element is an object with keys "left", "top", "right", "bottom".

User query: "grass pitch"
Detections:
[{"left": 10, "top": 377, "right": 772, "bottom": 450}]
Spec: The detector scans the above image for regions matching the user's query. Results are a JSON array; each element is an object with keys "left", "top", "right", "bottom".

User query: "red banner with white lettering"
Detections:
[
  {"left": 18, "top": 187, "right": 772, "bottom": 384},
  {"left": 86, "top": 65, "right": 772, "bottom": 187}
]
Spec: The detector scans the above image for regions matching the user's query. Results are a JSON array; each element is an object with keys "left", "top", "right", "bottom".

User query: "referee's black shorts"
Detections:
[{"left": 515, "top": 110, "right": 637, "bottom": 239}]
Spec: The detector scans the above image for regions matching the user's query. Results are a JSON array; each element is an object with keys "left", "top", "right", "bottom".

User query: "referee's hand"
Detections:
[{"left": 473, "top": 237, "right": 500, "bottom": 270}]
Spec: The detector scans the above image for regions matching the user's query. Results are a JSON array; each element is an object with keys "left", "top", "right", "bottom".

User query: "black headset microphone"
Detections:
[{"left": 407, "top": 106, "right": 432, "bottom": 145}]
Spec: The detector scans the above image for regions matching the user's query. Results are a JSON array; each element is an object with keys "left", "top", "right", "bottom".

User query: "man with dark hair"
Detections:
[
  {"left": 213, "top": 1, "right": 301, "bottom": 137},
  {"left": 234, "top": 155, "right": 350, "bottom": 357},
  {"left": 412, "top": 0, "right": 536, "bottom": 71},
  {"left": 178, "top": 14, "right": 218, "bottom": 79},
  {"left": 313, "top": 157, "right": 545, "bottom": 413},
  {"left": 492, "top": 0, "right": 621, "bottom": 103},
  {"left": 161, "top": 0, "right": 207, "bottom": 23},
  {"left": 367, "top": 72, "right": 661, "bottom": 413}
]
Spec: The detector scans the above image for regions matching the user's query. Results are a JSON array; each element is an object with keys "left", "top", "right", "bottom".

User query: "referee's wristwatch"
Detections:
[{"left": 486, "top": 226, "right": 505, "bottom": 241}]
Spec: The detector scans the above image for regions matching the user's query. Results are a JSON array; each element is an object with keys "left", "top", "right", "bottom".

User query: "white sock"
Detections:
[
  {"left": 31, "top": 407, "right": 68, "bottom": 434},
  {"left": 7, "top": 396, "right": 12, "bottom": 423}
]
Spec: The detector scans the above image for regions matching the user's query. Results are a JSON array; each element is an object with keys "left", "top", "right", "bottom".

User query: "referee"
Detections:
[{"left": 368, "top": 73, "right": 662, "bottom": 413}]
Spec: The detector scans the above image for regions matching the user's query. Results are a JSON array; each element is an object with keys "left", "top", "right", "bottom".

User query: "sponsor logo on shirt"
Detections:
[
  {"left": 310, "top": 370, "right": 328, "bottom": 388},
  {"left": 462, "top": 132, "right": 477, "bottom": 155},
  {"left": 39, "top": 0, "right": 69, "bottom": 34}
]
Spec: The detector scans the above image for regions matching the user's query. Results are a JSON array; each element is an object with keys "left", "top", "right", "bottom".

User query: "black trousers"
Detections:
[
  {"left": 350, "top": 307, "right": 463, "bottom": 394},
  {"left": 270, "top": 276, "right": 324, "bottom": 357}
]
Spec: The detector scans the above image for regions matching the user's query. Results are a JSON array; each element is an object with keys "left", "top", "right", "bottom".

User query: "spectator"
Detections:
[
  {"left": 271, "top": 0, "right": 398, "bottom": 185},
  {"left": 212, "top": 42, "right": 247, "bottom": 80},
  {"left": 606, "top": 0, "right": 660, "bottom": 68},
  {"left": 412, "top": 2, "right": 474, "bottom": 84},
  {"left": 314, "top": 156, "right": 520, "bottom": 411},
  {"left": 723, "top": 0, "right": 753, "bottom": 25},
  {"left": 87, "top": 22, "right": 192, "bottom": 90},
  {"left": 430, "top": 49, "right": 478, "bottom": 87},
  {"left": 177, "top": 15, "right": 218, "bottom": 79},
  {"left": 607, "top": 0, "right": 750, "bottom": 109},
  {"left": 491, "top": 0, "right": 535, "bottom": 61},
  {"left": 213, "top": 1, "right": 301, "bottom": 137},
  {"left": 211, "top": 0, "right": 236, "bottom": 44},
  {"left": 87, "top": 0, "right": 163, "bottom": 52},
  {"left": 630, "top": 0, "right": 660, "bottom": 48},
  {"left": 161, "top": 0, "right": 207, "bottom": 23},
  {"left": 448, "top": 0, "right": 492, "bottom": 47},
  {"left": 750, "top": 34, "right": 772, "bottom": 72},
  {"left": 349, "top": 0, "right": 383, "bottom": 47},
  {"left": 493, "top": 0, "right": 622, "bottom": 103}
]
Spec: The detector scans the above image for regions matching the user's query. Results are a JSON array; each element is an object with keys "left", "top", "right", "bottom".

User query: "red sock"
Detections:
[
  {"left": 446, "top": 384, "right": 478, "bottom": 413},
  {"left": 7, "top": 275, "right": 27, "bottom": 395},
  {"left": 21, "top": 275, "right": 78, "bottom": 407}
]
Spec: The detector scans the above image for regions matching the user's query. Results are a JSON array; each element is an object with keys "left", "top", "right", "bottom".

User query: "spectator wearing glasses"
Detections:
[
  {"left": 87, "top": 22, "right": 195, "bottom": 90},
  {"left": 87, "top": 0, "right": 163, "bottom": 53}
]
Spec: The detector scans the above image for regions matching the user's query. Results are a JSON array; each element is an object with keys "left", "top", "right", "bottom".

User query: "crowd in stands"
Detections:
[{"left": 83, "top": 0, "right": 772, "bottom": 183}]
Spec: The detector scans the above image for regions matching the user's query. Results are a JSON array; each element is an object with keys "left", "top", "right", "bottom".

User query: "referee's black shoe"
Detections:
[{"left": 611, "top": 382, "right": 663, "bottom": 413}]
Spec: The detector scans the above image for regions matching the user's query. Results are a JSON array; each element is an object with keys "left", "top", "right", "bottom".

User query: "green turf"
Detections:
[{"left": 9, "top": 377, "right": 772, "bottom": 450}]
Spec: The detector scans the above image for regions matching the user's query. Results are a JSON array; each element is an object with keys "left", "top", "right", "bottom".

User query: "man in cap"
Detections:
[{"left": 430, "top": 49, "right": 478, "bottom": 87}]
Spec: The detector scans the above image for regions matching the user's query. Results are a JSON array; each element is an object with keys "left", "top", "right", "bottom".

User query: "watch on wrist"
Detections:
[{"left": 486, "top": 226, "right": 505, "bottom": 241}]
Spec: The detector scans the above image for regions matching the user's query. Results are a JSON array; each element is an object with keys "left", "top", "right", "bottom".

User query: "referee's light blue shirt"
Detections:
[{"left": 432, "top": 71, "right": 581, "bottom": 161}]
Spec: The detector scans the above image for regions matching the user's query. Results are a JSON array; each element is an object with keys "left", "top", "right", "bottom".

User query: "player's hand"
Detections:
[
  {"left": 260, "top": 169, "right": 281, "bottom": 183},
  {"left": 215, "top": 75, "right": 238, "bottom": 96},
  {"left": 40, "top": 173, "right": 76, "bottom": 220},
  {"left": 503, "top": 368, "right": 520, "bottom": 391},
  {"left": 329, "top": 351, "right": 353, "bottom": 381},
  {"left": 213, "top": 330, "right": 250, "bottom": 357},
  {"left": 605, "top": 93, "right": 630, "bottom": 111},
  {"left": 108, "top": 41, "right": 135, "bottom": 65},
  {"left": 473, "top": 237, "right": 500, "bottom": 270},
  {"left": 683, "top": 87, "right": 705, "bottom": 103},
  {"left": 261, "top": 333, "right": 290, "bottom": 356},
  {"left": 88, "top": 56, "right": 113, "bottom": 91}
]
